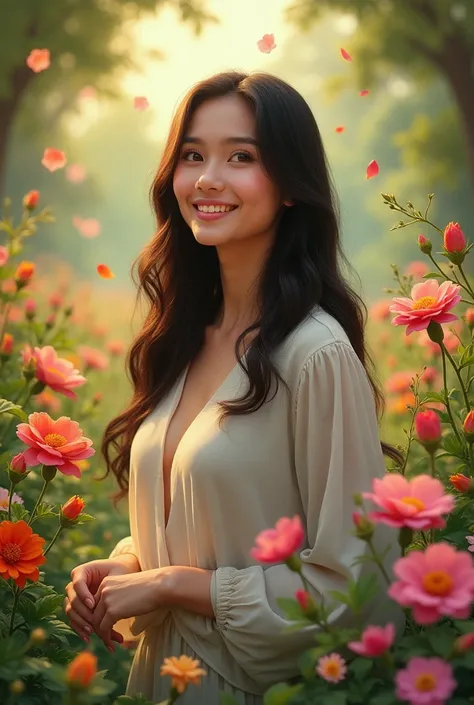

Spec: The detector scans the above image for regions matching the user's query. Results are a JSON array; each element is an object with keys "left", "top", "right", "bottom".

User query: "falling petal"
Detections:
[
  {"left": 335, "top": 126, "right": 345, "bottom": 133},
  {"left": 360, "top": 89, "right": 370, "bottom": 96},
  {"left": 257, "top": 34, "right": 277, "bottom": 54},
  {"left": 133, "top": 96, "right": 149, "bottom": 111},
  {"left": 74, "top": 218, "right": 101, "bottom": 239},
  {"left": 26, "top": 49, "right": 51, "bottom": 73},
  {"left": 41, "top": 148, "right": 67, "bottom": 172},
  {"left": 340, "top": 48, "right": 352, "bottom": 61},
  {"left": 66, "top": 164, "right": 87, "bottom": 183},
  {"left": 78, "top": 86, "right": 97, "bottom": 101},
  {"left": 97, "top": 264, "right": 115, "bottom": 279},
  {"left": 366, "top": 160, "right": 379, "bottom": 179}
]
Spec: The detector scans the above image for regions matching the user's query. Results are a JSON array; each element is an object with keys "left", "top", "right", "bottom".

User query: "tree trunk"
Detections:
[
  {"left": 0, "top": 64, "right": 35, "bottom": 198},
  {"left": 438, "top": 33, "right": 474, "bottom": 195}
]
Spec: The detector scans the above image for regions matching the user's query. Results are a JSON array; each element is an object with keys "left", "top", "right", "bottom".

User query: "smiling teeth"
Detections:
[{"left": 197, "top": 205, "right": 236, "bottom": 213}]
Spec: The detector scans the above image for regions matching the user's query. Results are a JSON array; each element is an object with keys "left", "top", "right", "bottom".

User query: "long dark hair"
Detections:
[{"left": 101, "top": 70, "right": 403, "bottom": 503}]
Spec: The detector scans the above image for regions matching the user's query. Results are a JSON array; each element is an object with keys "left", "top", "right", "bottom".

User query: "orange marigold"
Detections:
[
  {"left": 160, "top": 655, "right": 207, "bottom": 693},
  {"left": 0, "top": 520, "right": 46, "bottom": 588},
  {"left": 66, "top": 651, "right": 97, "bottom": 687}
]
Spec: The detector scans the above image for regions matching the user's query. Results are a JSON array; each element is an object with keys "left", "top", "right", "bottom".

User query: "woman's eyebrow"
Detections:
[{"left": 182, "top": 136, "right": 258, "bottom": 146}]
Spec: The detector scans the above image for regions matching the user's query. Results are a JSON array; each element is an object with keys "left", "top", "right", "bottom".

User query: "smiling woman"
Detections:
[{"left": 65, "top": 70, "right": 404, "bottom": 704}]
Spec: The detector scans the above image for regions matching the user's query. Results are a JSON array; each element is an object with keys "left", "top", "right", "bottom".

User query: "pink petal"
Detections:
[{"left": 366, "top": 160, "right": 379, "bottom": 179}]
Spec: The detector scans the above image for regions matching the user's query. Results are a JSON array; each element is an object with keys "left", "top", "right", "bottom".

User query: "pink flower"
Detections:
[
  {"left": 388, "top": 542, "right": 474, "bottom": 624},
  {"left": 348, "top": 623, "right": 395, "bottom": 657},
  {"left": 65, "top": 164, "right": 87, "bottom": 183},
  {"left": 362, "top": 474, "right": 454, "bottom": 530},
  {"left": 295, "top": 589, "right": 309, "bottom": 611},
  {"left": 106, "top": 339, "right": 125, "bottom": 356},
  {"left": 77, "top": 345, "right": 109, "bottom": 371},
  {"left": 395, "top": 657, "right": 456, "bottom": 705},
  {"left": 316, "top": 653, "right": 347, "bottom": 684},
  {"left": 390, "top": 279, "right": 461, "bottom": 335},
  {"left": 133, "top": 96, "right": 149, "bottom": 111},
  {"left": 466, "top": 536, "right": 474, "bottom": 553},
  {"left": 21, "top": 345, "right": 86, "bottom": 399},
  {"left": 385, "top": 370, "right": 416, "bottom": 394},
  {"left": 405, "top": 260, "right": 429, "bottom": 279},
  {"left": 72, "top": 216, "right": 101, "bottom": 238},
  {"left": 16, "top": 412, "right": 95, "bottom": 478},
  {"left": 0, "top": 246, "right": 8, "bottom": 267},
  {"left": 0, "top": 487, "right": 24, "bottom": 511},
  {"left": 369, "top": 300, "right": 392, "bottom": 321},
  {"left": 26, "top": 49, "right": 50, "bottom": 73},
  {"left": 250, "top": 515, "right": 304, "bottom": 563},
  {"left": 257, "top": 33, "right": 277, "bottom": 53},
  {"left": 41, "top": 148, "right": 67, "bottom": 172},
  {"left": 444, "top": 221, "right": 466, "bottom": 254},
  {"left": 455, "top": 632, "right": 474, "bottom": 652},
  {"left": 10, "top": 453, "right": 27, "bottom": 474},
  {"left": 415, "top": 409, "right": 442, "bottom": 443}
]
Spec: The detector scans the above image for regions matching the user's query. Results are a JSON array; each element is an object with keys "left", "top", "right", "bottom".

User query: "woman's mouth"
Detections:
[{"left": 192, "top": 204, "right": 238, "bottom": 221}]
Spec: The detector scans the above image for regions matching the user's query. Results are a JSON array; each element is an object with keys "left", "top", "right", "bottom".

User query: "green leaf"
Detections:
[
  {"left": 369, "top": 693, "right": 398, "bottom": 705},
  {"left": 263, "top": 682, "right": 304, "bottom": 705},
  {"left": 0, "top": 399, "right": 27, "bottom": 421},
  {"left": 422, "top": 272, "right": 444, "bottom": 279},
  {"left": 349, "top": 657, "right": 373, "bottom": 679},
  {"left": 420, "top": 391, "right": 446, "bottom": 404},
  {"left": 460, "top": 355, "right": 474, "bottom": 370},
  {"left": 219, "top": 693, "right": 241, "bottom": 705},
  {"left": 275, "top": 597, "right": 305, "bottom": 621},
  {"left": 10, "top": 502, "right": 30, "bottom": 522},
  {"left": 320, "top": 692, "right": 348, "bottom": 705}
]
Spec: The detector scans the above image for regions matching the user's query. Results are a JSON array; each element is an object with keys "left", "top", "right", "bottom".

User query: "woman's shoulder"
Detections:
[{"left": 277, "top": 305, "right": 353, "bottom": 382}]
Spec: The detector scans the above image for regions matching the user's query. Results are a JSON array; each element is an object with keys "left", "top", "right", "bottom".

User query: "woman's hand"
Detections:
[
  {"left": 91, "top": 568, "right": 171, "bottom": 645},
  {"left": 64, "top": 555, "right": 140, "bottom": 651}
]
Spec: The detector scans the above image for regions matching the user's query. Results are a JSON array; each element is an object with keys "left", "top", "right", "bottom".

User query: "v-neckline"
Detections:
[{"left": 161, "top": 351, "right": 246, "bottom": 532}]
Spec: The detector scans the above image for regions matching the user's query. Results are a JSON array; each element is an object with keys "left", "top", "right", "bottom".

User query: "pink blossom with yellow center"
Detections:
[
  {"left": 316, "top": 653, "right": 347, "bottom": 684},
  {"left": 388, "top": 543, "right": 474, "bottom": 624},
  {"left": 395, "top": 657, "right": 456, "bottom": 704},
  {"left": 0, "top": 487, "right": 24, "bottom": 511},
  {"left": 250, "top": 515, "right": 304, "bottom": 563},
  {"left": 16, "top": 412, "right": 94, "bottom": 478},
  {"left": 390, "top": 279, "right": 461, "bottom": 335},
  {"left": 21, "top": 345, "right": 86, "bottom": 399},
  {"left": 348, "top": 623, "right": 395, "bottom": 657},
  {"left": 362, "top": 474, "right": 454, "bottom": 530}
]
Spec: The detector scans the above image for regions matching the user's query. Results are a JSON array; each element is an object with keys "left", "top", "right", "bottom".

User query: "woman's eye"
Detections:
[{"left": 181, "top": 150, "right": 253, "bottom": 162}]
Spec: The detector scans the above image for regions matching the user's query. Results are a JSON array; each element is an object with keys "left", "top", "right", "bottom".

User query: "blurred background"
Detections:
[{"left": 1, "top": 0, "right": 474, "bottom": 695}]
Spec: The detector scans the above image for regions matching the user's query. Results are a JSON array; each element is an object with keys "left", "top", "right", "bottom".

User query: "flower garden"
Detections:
[{"left": 2, "top": 188, "right": 474, "bottom": 705}]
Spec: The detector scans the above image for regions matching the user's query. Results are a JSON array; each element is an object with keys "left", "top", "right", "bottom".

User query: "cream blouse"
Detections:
[{"left": 109, "top": 306, "right": 404, "bottom": 696}]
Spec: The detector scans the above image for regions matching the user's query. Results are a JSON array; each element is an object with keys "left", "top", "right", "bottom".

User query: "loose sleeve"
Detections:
[
  {"left": 108, "top": 535, "right": 139, "bottom": 564},
  {"left": 108, "top": 535, "right": 142, "bottom": 643},
  {"left": 210, "top": 340, "right": 401, "bottom": 687}
]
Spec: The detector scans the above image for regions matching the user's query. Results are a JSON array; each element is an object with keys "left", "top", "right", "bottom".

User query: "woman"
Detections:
[{"left": 64, "top": 70, "right": 405, "bottom": 704}]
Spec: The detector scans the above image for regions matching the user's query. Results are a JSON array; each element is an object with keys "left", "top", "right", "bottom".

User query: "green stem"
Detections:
[
  {"left": 27, "top": 479, "right": 48, "bottom": 527},
  {"left": 7, "top": 484, "right": 14, "bottom": 521},
  {"left": 469, "top": 443, "right": 474, "bottom": 477},
  {"left": 458, "top": 264, "right": 474, "bottom": 300},
  {"left": 442, "top": 343, "right": 470, "bottom": 412},
  {"left": 439, "top": 345, "right": 463, "bottom": 444},
  {"left": 9, "top": 586, "right": 21, "bottom": 636},
  {"left": 366, "top": 538, "right": 392, "bottom": 586},
  {"left": 429, "top": 453, "right": 436, "bottom": 478},
  {"left": 44, "top": 525, "right": 63, "bottom": 557}
]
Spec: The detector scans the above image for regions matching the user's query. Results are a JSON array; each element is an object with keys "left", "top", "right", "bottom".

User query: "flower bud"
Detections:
[
  {"left": 15, "top": 261, "right": 35, "bottom": 288},
  {"left": 23, "top": 190, "right": 40, "bottom": 211},
  {"left": 30, "top": 627, "right": 47, "bottom": 645},
  {"left": 45, "top": 313, "right": 56, "bottom": 329},
  {"left": 48, "top": 292, "right": 63, "bottom": 310},
  {"left": 454, "top": 632, "right": 474, "bottom": 652},
  {"left": 9, "top": 680, "right": 25, "bottom": 695},
  {"left": 295, "top": 588, "right": 320, "bottom": 620},
  {"left": 42, "top": 465, "right": 57, "bottom": 483},
  {"left": 1, "top": 332, "right": 14, "bottom": 356},
  {"left": 0, "top": 245, "right": 9, "bottom": 266},
  {"left": 66, "top": 651, "right": 97, "bottom": 688},
  {"left": 444, "top": 221, "right": 466, "bottom": 253},
  {"left": 463, "top": 410, "right": 474, "bottom": 442},
  {"left": 415, "top": 409, "right": 442, "bottom": 452},
  {"left": 10, "top": 452, "right": 27, "bottom": 474},
  {"left": 427, "top": 321, "right": 444, "bottom": 344},
  {"left": 25, "top": 298, "right": 37, "bottom": 320},
  {"left": 418, "top": 234, "right": 432, "bottom": 255},
  {"left": 465, "top": 308, "right": 474, "bottom": 330},
  {"left": 61, "top": 495, "right": 85, "bottom": 521},
  {"left": 449, "top": 473, "right": 472, "bottom": 493},
  {"left": 352, "top": 512, "right": 374, "bottom": 540}
]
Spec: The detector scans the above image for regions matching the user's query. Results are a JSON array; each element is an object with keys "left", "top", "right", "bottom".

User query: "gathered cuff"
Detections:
[{"left": 210, "top": 566, "right": 238, "bottom": 631}]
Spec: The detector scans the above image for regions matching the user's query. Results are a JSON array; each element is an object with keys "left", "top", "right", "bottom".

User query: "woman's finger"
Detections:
[
  {"left": 70, "top": 567, "right": 95, "bottom": 609},
  {"left": 66, "top": 588, "right": 94, "bottom": 625}
]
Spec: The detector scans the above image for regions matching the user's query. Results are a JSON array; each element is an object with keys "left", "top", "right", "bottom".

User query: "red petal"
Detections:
[
  {"left": 360, "top": 89, "right": 370, "bottom": 97},
  {"left": 97, "top": 264, "right": 115, "bottom": 279},
  {"left": 340, "top": 48, "right": 352, "bottom": 61},
  {"left": 366, "top": 160, "right": 379, "bottom": 179},
  {"left": 335, "top": 126, "right": 345, "bottom": 133}
]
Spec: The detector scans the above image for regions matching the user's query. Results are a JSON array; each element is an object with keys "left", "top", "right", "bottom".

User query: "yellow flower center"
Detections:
[
  {"left": 46, "top": 366, "right": 67, "bottom": 380},
  {"left": 44, "top": 433, "right": 67, "bottom": 448},
  {"left": 412, "top": 296, "right": 438, "bottom": 310},
  {"left": 2, "top": 542, "right": 22, "bottom": 564},
  {"left": 324, "top": 662, "right": 340, "bottom": 678},
  {"left": 400, "top": 496, "right": 425, "bottom": 512},
  {"left": 415, "top": 673, "right": 436, "bottom": 692},
  {"left": 422, "top": 570, "right": 454, "bottom": 596}
]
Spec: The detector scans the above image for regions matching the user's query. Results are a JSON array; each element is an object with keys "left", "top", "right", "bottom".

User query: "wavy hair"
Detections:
[{"left": 101, "top": 70, "right": 403, "bottom": 503}]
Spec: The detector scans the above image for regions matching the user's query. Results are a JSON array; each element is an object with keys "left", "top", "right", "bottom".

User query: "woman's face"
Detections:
[{"left": 173, "top": 94, "right": 287, "bottom": 249}]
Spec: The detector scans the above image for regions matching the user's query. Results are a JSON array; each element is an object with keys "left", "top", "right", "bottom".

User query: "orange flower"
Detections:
[
  {"left": 97, "top": 263, "right": 115, "bottom": 279},
  {"left": 41, "top": 148, "right": 67, "bottom": 172},
  {"left": 23, "top": 190, "right": 40, "bottom": 210},
  {"left": 26, "top": 49, "right": 50, "bottom": 73},
  {"left": 335, "top": 126, "right": 345, "bottom": 133},
  {"left": 62, "top": 496, "right": 85, "bottom": 520},
  {"left": 15, "top": 261, "right": 35, "bottom": 283},
  {"left": 0, "top": 520, "right": 46, "bottom": 589},
  {"left": 450, "top": 473, "right": 471, "bottom": 493},
  {"left": 160, "top": 655, "right": 207, "bottom": 693},
  {"left": 66, "top": 651, "right": 97, "bottom": 687},
  {"left": 1, "top": 333, "right": 14, "bottom": 355}
]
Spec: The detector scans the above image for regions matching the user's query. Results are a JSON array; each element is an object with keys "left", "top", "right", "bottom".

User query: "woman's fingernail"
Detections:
[
  {"left": 85, "top": 598, "right": 94, "bottom": 609},
  {"left": 84, "top": 625, "right": 92, "bottom": 634},
  {"left": 83, "top": 636, "right": 90, "bottom": 644},
  {"left": 107, "top": 645, "right": 114, "bottom": 653}
]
